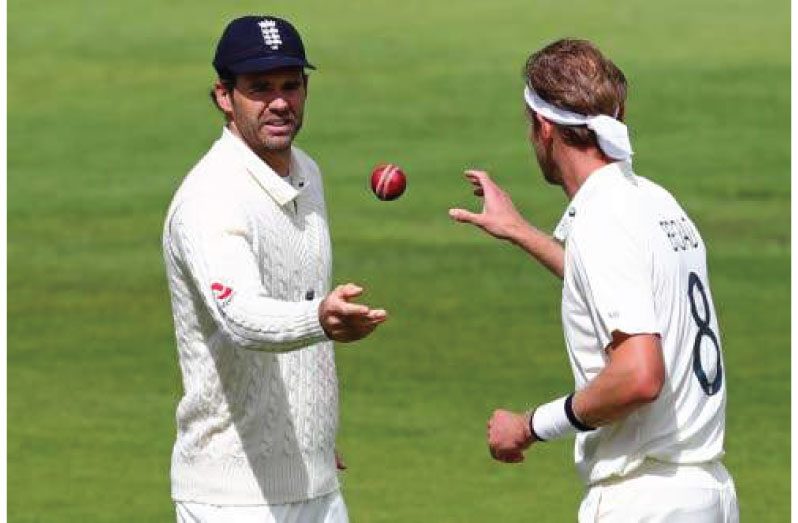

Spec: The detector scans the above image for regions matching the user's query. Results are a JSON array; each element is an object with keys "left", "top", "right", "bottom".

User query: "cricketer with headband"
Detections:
[{"left": 449, "top": 39, "right": 738, "bottom": 521}]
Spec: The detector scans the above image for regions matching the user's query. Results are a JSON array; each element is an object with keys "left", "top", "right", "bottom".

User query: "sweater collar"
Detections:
[{"left": 219, "top": 126, "right": 301, "bottom": 207}]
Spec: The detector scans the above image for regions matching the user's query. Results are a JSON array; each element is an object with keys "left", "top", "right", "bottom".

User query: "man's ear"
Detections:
[
  {"left": 213, "top": 81, "right": 234, "bottom": 114},
  {"left": 535, "top": 113, "right": 554, "bottom": 141}
]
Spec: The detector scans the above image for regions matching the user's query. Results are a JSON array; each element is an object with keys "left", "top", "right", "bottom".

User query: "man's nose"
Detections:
[{"left": 269, "top": 96, "right": 290, "bottom": 112}]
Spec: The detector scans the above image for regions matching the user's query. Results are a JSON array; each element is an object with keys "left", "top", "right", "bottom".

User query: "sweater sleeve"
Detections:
[{"left": 167, "top": 198, "right": 330, "bottom": 353}]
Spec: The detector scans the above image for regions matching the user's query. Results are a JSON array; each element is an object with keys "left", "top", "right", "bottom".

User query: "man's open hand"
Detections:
[
  {"left": 449, "top": 170, "right": 527, "bottom": 242},
  {"left": 319, "top": 283, "right": 387, "bottom": 342}
]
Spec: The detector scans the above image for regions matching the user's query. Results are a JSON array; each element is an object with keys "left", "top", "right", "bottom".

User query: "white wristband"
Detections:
[
  {"left": 531, "top": 396, "right": 573, "bottom": 441},
  {"left": 531, "top": 394, "right": 595, "bottom": 441}
]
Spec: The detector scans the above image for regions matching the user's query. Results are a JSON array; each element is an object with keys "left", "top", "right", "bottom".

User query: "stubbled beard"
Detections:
[
  {"left": 540, "top": 159, "right": 560, "bottom": 185},
  {"left": 241, "top": 119, "right": 303, "bottom": 155},
  {"left": 264, "top": 118, "right": 303, "bottom": 151},
  {"left": 534, "top": 142, "right": 561, "bottom": 186}
]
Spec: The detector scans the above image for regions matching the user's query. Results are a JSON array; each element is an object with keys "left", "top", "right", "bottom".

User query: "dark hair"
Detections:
[
  {"left": 525, "top": 39, "right": 627, "bottom": 149},
  {"left": 209, "top": 75, "right": 236, "bottom": 112}
]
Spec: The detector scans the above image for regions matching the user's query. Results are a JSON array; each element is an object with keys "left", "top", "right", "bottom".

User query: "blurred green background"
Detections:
[{"left": 8, "top": 0, "right": 789, "bottom": 521}]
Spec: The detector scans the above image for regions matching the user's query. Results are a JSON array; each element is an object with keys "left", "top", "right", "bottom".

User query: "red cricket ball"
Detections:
[{"left": 370, "top": 164, "right": 407, "bottom": 201}]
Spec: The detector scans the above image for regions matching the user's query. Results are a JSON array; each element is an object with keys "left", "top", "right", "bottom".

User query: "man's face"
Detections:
[{"left": 224, "top": 68, "right": 307, "bottom": 155}]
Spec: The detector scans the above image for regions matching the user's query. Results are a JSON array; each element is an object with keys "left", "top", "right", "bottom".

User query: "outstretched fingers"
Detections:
[
  {"left": 366, "top": 308, "right": 388, "bottom": 322},
  {"left": 332, "top": 284, "right": 383, "bottom": 319},
  {"left": 464, "top": 169, "right": 503, "bottom": 200},
  {"left": 448, "top": 208, "right": 483, "bottom": 226},
  {"left": 337, "top": 301, "right": 370, "bottom": 317}
]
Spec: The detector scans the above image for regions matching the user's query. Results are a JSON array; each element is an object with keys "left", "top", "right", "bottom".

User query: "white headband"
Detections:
[{"left": 524, "top": 86, "right": 633, "bottom": 162}]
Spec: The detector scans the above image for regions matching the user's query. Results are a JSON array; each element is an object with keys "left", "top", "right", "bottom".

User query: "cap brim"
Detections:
[{"left": 227, "top": 56, "right": 316, "bottom": 74}]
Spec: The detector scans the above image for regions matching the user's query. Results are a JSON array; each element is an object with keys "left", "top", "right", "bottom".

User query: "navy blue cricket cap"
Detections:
[{"left": 213, "top": 16, "right": 315, "bottom": 78}]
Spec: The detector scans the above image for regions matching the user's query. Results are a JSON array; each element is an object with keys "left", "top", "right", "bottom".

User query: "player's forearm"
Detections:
[
  {"left": 572, "top": 372, "right": 658, "bottom": 428},
  {"left": 531, "top": 335, "right": 664, "bottom": 441},
  {"left": 215, "top": 292, "right": 330, "bottom": 352},
  {"left": 170, "top": 213, "right": 332, "bottom": 353},
  {"left": 180, "top": 257, "right": 330, "bottom": 353},
  {"left": 530, "top": 369, "right": 661, "bottom": 443},
  {"left": 508, "top": 222, "right": 564, "bottom": 279},
  {"left": 572, "top": 343, "right": 664, "bottom": 427}
]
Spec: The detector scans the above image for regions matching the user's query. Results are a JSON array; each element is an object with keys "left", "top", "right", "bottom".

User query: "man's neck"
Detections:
[
  {"left": 258, "top": 149, "right": 291, "bottom": 177},
  {"left": 227, "top": 124, "right": 292, "bottom": 177},
  {"left": 557, "top": 147, "right": 614, "bottom": 200}
]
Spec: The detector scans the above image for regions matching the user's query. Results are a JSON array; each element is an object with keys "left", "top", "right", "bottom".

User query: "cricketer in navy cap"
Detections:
[
  {"left": 165, "top": 13, "right": 387, "bottom": 522},
  {"left": 213, "top": 15, "right": 315, "bottom": 77}
]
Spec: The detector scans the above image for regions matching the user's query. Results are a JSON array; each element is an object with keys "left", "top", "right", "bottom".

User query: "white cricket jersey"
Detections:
[{"left": 554, "top": 161, "right": 727, "bottom": 486}]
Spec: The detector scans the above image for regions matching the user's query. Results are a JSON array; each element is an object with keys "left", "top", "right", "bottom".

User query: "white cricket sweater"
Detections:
[{"left": 162, "top": 128, "right": 339, "bottom": 505}]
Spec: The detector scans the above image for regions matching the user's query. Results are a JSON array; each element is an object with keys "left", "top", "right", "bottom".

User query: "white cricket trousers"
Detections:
[
  {"left": 175, "top": 490, "right": 349, "bottom": 523},
  {"left": 578, "top": 460, "right": 738, "bottom": 522}
]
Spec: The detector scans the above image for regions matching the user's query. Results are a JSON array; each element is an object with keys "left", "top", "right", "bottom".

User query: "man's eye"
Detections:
[{"left": 249, "top": 84, "right": 270, "bottom": 93}]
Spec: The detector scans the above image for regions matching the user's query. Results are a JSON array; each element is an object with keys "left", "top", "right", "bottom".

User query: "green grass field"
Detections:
[{"left": 8, "top": 0, "right": 790, "bottom": 521}]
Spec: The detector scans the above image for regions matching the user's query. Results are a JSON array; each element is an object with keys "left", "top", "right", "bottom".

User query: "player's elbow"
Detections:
[
  {"left": 630, "top": 365, "right": 665, "bottom": 404},
  {"left": 613, "top": 333, "right": 666, "bottom": 405}
]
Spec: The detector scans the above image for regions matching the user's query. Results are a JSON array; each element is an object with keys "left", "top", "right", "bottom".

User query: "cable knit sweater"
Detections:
[{"left": 162, "top": 128, "right": 338, "bottom": 505}]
